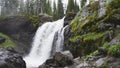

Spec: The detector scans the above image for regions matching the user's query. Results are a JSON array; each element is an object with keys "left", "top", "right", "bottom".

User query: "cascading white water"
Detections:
[{"left": 24, "top": 18, "right": 65, "bottom": 68}]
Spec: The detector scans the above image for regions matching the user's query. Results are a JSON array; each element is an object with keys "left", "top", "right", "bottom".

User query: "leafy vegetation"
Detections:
[
  {"left": 102, "top": 42, "right": 109, "bottom": 49},
  {"left": 0, "top": 33, "right": 15, "bottom": 48},
  {"left": 108, "top": 43, "right": 120, "bottom": 57},
  {"left": 86, "top": 50, "right": 99, "bottom": 59},
  {"left": 70, "top": 32, "right": 108, "bottom": 43},
  {"left": 25, "top": 15, "right": 40, "bottom": 28}
]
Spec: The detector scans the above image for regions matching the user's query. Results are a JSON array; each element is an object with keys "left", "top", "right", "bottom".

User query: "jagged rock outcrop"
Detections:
[
  {"left": 64, "top": 0, "right": 120, "bottom": 58},
  {"left": 0, "top": 48, "right": 26, "bottom": 68},
  {"left": 0, "top": 16, "right": 36, "bottom": 56}
]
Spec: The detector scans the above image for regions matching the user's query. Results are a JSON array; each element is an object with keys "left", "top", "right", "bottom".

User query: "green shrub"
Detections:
[
  {"left": 103, "top": 42, "right": 109, "bottom": 48},
  {"left": 108, "top": 43, "right": 120, "bottom": 57}
]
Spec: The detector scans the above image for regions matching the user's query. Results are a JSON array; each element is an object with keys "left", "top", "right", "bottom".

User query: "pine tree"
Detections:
[
  {"left": 57, "top": 0, "right": 64, "bottom": 19},
  {"left": 74, "top": 0, "right": 79, "bottom": 13},
  {"left": 1, "top": 0, "right": 19, "bottom": 16},
  {"left": 45, "top": 0, "right": 52, "bottom": 15},
  {"left": 19, "top": 0, "right": 25, "bottom": 14},
  {"left": 67, "top": 0, "right": 75, "bottom": 13},
  {"left": 53, "top": 1, "right": 58, "bottom": 20}
]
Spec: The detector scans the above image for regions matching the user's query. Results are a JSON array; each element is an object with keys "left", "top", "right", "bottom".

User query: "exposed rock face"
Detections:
[
  {"left": 64, "top": 0, "right": 120, "bottom": 58},
  {"left": 0, "top": 16, "right": 36, "bottom": 56},
  {"left": 0, "top": 36, "right": 5, "bottom": 44},
  {"left": 0, "top": 15, "right": 53, "bottom": 56},
  {"left": 64, "top": 12, "right": 76, "bottom": 27},
  {"left": 39, "top": 51, "right": 74, "bottom": 68},
  {"left": 109, "top": 37, "right": 120, "bottom": 46},
  {"left": 0, "top": 48, "right": 26, "bottom": 68},
  {"left": 39, "top": 13, "right": 53, "bottom": 24}
]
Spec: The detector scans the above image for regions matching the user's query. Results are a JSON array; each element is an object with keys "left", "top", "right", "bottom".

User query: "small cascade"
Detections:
[
  {"left": 55, "top": 25, "right": 68, "bottom": 52},
  {"left": 24, "top": 18, "right": 65, "bottom": 68}
]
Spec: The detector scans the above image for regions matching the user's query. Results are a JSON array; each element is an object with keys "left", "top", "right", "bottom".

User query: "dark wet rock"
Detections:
[
  {"left": 64, "top": 12, "right": 76, "bottom": 26},
  {"left": 51, "top": 31, "right": 59, "bottom": 56},
  {"left": 0, "top": 16, "right": 36, "bottom": 56},
  {"left": 0, "top": 36, "right": 5, "bottom": 44},
  {"left": 39, "top": 13, "right": 53, "bottom": 23},
  {"left": 6, "top": 47, "right": 18, "bottom": 53},
  {"left": 39, "top": 51, "right": 74, "bottom": 68},
  {"left": 0, "top": 48, "right": 26, "bottom": 68}
]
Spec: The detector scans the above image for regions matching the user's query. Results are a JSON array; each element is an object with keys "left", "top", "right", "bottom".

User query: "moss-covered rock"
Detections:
[
  {"left": 0, "top": 33, "right": 15, "bottom": 48},
  {"left": 64, "top": 0, "right": 120, "bottom": 58}
]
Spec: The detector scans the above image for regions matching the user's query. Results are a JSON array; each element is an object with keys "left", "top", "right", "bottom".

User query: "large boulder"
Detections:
[
  {"left": 39, "top": 51, "right": 74, "bottom": 68},
  {"left": 0, "top": 48, "right": 26, "bottom": 68}
]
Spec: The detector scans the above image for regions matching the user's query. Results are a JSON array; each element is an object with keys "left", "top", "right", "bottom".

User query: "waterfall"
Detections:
[{"left": 24, "top": 18, "right": 65, "bottom": 68}]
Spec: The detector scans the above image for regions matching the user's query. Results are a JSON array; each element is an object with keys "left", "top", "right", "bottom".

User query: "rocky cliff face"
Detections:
[
  {"left": 0, "top": 16, "right": 36, "bottom": 56},
  {"left": 64, "top": 0, "right": 120, "bottom": 58},
  {"left": 0, "top": 14, "right": 53, "bottom": 56}
]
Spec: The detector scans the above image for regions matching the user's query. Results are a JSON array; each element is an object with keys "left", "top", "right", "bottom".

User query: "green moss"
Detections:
[
  {"left": 108, "top": 43, "right": 120, "bottom": 57},
  {"left": 71, "top": 17, "right": 80, "bottom": 34},
  {"left": 103, "top": 0, "right": 120, "bottom": 22},
  {"left": 86, "top": 50, "right": 99, "bottom": 59},
  {"left": 25, "top": 15, "right": 40, "bottom": 28},
  {"left": 69, "top": 31, "right": 111, "bottom": 55},
  {"left": 69, "top": 35, "right": 82, "bottom": 42},
  {"left": 68, "top": 0, "right": 120, "bottom": 57},
  {"left": 103, "top": 42, "right": 109, "bottom": 48},
  {"left": 83, "top": 32, "right": 107, "bottom": 41},
  {"left": 0, "top": 33, "right": 15, "bottom": 48},
  {"left": 88, "top": 1, "right": 100, "bottom": 12},
  {"left": 70, "top": 31, "right": 108, "bottom": 43},
  {"left": 0, "top": 16, "right": 8, "bottom": 20},
  {"left": 101, "top": 63, "right": 109, "bottom": 68}
]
